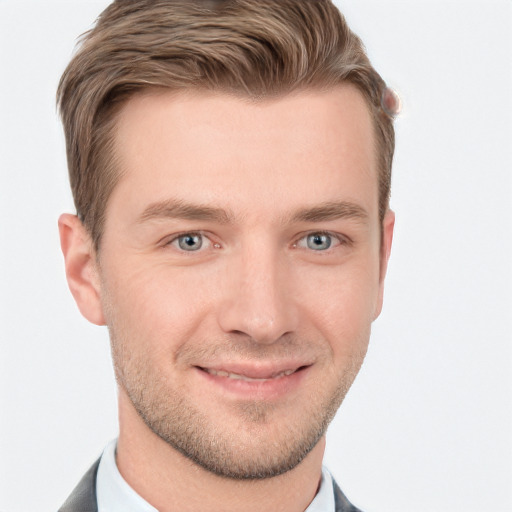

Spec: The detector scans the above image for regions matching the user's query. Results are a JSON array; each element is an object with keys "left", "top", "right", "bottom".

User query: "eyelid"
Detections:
[
  {"left": 162, "top": 231, "right": 216, "bottom": 251},
  {"left": 293, "top": 230, "right": 351, "bottom": 250}
]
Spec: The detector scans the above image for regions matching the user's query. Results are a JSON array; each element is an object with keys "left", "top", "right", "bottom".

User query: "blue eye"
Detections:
[
  {"left": 176, "top": 233, "right": 203, "bottom": 251},
  {"left": 306, "top": 233, "right": 332, "bottom": 251}
]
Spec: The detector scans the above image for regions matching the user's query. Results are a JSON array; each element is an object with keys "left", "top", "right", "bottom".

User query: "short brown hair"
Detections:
[{"left": 58, "top": 0, "right": 396, "bottom": 249}]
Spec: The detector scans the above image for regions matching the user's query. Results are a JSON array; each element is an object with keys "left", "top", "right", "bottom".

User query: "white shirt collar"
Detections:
[
  {"left": 96, "top": 438, "right": 158, "bottom": 512},
  {"left": 96, "top": 438, "right": 335, "bottom": 512},
  {"left": 306, "top": 465, "right": 335, "bottom": 512}
]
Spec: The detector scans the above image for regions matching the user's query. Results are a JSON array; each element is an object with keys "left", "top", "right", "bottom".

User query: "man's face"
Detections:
[{"left": 95, "top": 86, "right": 393, "bottom": 479}]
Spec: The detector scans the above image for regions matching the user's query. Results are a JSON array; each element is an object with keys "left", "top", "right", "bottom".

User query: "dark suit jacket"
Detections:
[{"left": 58, "top": 458, "right": 363, "bottom": 512}]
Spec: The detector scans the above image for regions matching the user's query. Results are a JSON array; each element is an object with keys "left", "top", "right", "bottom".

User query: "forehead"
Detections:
[{"left": 108, "top": 86, "right": 378, "bottom": 223}]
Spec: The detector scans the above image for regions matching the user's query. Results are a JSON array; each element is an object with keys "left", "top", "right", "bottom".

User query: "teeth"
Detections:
[{"left": 205, "top": 368, "right": 296, "bottom": 381}]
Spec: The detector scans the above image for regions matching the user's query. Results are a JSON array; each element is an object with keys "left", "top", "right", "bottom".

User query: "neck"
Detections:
[{"left": 116, "top": 390, "right": 326, "bottom": 512}]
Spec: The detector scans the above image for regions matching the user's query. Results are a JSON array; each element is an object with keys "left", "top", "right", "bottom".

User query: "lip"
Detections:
[
  {"left": 202, "top": 367, "right": 296, "bottom": 381},
  {"left": 193, "top": 362, "right": 312, "bottom": 399}
]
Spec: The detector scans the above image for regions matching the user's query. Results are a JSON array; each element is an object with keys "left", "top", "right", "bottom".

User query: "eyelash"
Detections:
[
  {"left": 165, "top": 231, "right": 219, "bottom": 252},
  {"left": 292, "top": 231, "right": 350, "bottom": 252},
  {"left": 164, "top": 231, "right": 350, "bottom": 253}
]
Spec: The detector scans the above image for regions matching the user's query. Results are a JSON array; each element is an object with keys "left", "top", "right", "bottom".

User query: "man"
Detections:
[{"left": 57, "top": 0, "right": 397, "bottom": 510}]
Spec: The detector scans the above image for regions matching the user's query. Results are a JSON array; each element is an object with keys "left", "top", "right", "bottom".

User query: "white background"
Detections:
[{"left": 0, "top": 1, "right": 511, "bottom": 511}]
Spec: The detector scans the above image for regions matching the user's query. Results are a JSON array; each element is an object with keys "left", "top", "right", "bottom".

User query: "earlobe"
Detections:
[
  {"left": 373, "top": 209, "right": 395, "bottom": 320},
  {"left": 58, "top": 214, "right": 106, "bottom": 326}
]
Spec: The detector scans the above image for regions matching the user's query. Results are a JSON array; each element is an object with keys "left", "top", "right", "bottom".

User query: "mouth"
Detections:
[
  {"left": 199, "top": 366, "right": 305, "bottom": 382},
  {"left": 194, "top": 363, "right": 311, "bottom": 399}
]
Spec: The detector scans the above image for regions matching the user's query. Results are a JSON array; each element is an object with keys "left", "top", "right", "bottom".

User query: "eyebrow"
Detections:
[
  {"left": 137, "top": 198, "right": 369, "bottom": 225},
  {"left": 287, "top": 201, "right": 369, "bottom": 224},
  {"left": 138, "top": 199, "right": 235, "bottom": 224}
]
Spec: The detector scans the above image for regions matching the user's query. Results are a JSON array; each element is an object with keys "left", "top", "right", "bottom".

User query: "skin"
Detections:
[{"left": 59, "top": 85, "right": 394, "bottom": 512}]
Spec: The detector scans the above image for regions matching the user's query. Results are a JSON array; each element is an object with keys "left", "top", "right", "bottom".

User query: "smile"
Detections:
[
  {"left": 194, "top": 363, "right": 312, "bottom": 399},
  {"left": 201, "top": 367, "right": 297, "bottom": 382}
]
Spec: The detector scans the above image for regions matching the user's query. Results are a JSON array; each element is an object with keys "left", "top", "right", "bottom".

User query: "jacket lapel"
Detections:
[
  {"left": 333, "top": 478, "right": 363, "bottom": 512},
  {"left": 58, "top": 458, "right": 100, "bottom": 512}
]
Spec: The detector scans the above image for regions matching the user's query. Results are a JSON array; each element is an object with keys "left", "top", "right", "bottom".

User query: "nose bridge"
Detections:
[{"left": 218, "top": 236, "right": 298, "bottom": 343}]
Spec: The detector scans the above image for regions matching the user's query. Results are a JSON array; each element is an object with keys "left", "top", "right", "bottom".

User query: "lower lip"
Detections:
[{"left": 194, "top": 366, "right": 310, "bottom": 400}]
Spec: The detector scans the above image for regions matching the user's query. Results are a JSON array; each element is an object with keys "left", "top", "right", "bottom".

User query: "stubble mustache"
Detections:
[{"left": 173, "top": 332, "right": 332, "bottom": 368}]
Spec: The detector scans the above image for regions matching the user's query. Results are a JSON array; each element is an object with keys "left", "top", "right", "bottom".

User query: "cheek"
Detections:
[
  {"left": 101, "top": 260, "right": 216, "bottom": 355},
  {"left": 296, "top": 258, "right": 380, "bottom": 347}
]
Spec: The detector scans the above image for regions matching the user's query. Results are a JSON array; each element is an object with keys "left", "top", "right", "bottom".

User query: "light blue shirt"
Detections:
[{"left": 96, "top": 438, "right": 335, "bottom": 512}]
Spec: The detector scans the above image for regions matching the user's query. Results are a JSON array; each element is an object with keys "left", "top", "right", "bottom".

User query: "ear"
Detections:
[
  {"left": 373, "top": 209, "right": 395, "bottom": 320},
  {"left": 58, "top": 214, "right": 106, "bottom": 325}
]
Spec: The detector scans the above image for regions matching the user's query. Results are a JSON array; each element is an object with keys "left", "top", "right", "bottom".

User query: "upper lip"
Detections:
[{"left": 196, "top": 362, "right": 312, "bottom": 380}]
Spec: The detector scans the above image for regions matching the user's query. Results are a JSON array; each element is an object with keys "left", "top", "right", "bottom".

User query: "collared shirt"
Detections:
[{"left": 96, "top": 438, "right": 335, "bottom": 512}]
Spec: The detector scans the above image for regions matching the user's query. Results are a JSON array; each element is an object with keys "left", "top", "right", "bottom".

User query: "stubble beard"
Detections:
[
  {"left": 108, "top": 323, "right": 368, "bottom": 480},
  {"left": 126, "top": 377, "right": 348, "bottom": 480}
]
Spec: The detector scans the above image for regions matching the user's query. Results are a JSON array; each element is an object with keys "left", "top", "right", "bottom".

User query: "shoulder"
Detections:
[
  {"left": 58, "top": 458, "right": 100, "bottom": 512},
  {"left": 332, "top": 477, "right": 364, "bottom": 512}
]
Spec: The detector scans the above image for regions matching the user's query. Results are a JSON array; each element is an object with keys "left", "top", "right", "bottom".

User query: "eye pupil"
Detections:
[
  {"left": 178, "top": 234, "right": 202, "bottom": 251},
  {"left": 307, "top": 233, "right": 331, "bottom": 250}
]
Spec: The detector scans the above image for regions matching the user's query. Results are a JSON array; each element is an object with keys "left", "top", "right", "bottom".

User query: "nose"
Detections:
[{"left": 217, "top": 242, "right": 299, "bottom": 344}]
